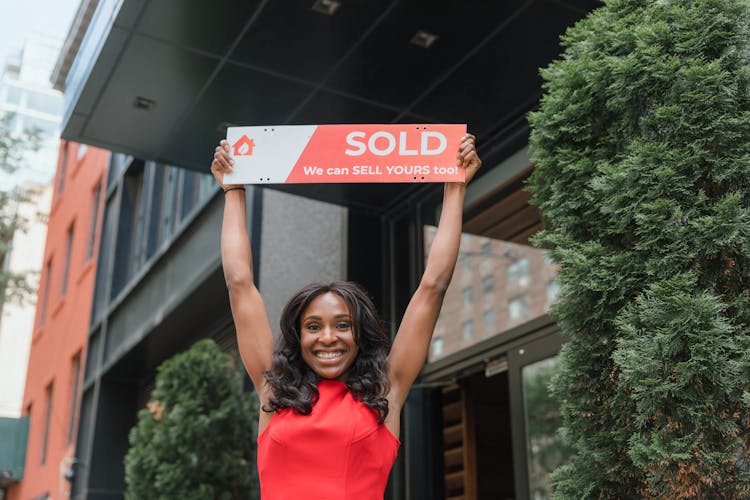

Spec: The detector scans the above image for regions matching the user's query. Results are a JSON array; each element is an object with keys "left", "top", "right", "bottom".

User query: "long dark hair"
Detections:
[{"left": 263, "top": 281, "right": 391, "bottom": 423}]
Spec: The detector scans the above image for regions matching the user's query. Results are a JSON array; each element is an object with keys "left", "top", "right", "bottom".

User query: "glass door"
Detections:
[{"left": 508, "top": 333, "right": 573, "bottom": 499}]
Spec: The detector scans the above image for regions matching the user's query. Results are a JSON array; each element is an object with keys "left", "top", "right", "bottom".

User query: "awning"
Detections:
[{"left": 53, "top": 0, "right": 598, "bottom": 211}]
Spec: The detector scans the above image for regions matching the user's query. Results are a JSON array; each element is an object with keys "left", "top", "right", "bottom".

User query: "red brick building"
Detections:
[{"left": 7, "top": 142, "right": 108, "bottom": 500}]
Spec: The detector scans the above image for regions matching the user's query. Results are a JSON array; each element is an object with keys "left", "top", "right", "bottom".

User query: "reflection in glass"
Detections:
[
  {"left": 522, "top": 356, "right": 574, "bottom": 499},
  {"left": 425, "top": 227, "right": 559, "bottom": 362}
]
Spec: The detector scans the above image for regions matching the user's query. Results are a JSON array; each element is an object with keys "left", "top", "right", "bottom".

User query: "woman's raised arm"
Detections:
[
  {"left": 387, "top": 134, "right": 481, "bottom": 407},
  {"left": 211, "top": 140, "right": 274, "bottom": 401}
]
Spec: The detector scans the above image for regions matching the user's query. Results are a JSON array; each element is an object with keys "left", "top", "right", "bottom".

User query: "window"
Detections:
[
  {"left": 509, "top": 295, "right": 530, "bottom": 320},
  {"left": 129, "top": 170, "right": 149, "bottom": 277},
  {"left": 462, "top": 321, "right": 474, "bottom": 341},
  {"left": 39, "top": 258, "right": 52, "bottom": 325},
  {"left": 507, "top": 258, "right": 530, "bottom": 286},
  {"left": 67, "top": 353, "right": 82, "bottom": 443},
  {"left": 22, "top": 116, "right": 58, "bottom": 137},
  {"left": 56, "top": 142, "right": 68, "bottom": 195},
  {"left": 41, "top": 382, "right": 53, "bottom": 464},
  {"left": 481, "top": 241, "right": 492, "bottom": 255},
  {"left": 547, "top": 280, "right": 560, "bottom": 304},
  {"left": 159, "top": 168, "right": 179, "bottom": 244},
  {"left": 462, "top": 286, "right": 473, "bottom": 306},
  {"left": 5, "top": 84, "right": 22, "bottom": 105},
  {"left": 432, "top": 337, "right": 444, "bottom": 357},
  {"left": 482, "top": 275, "right": 494, "bottom": 293},
  {"left": 61, "top": 223, "right": 74, "bottom": 296},
  {"left": 86, "top": 182, "right": 102, "bottom": 261},
  {"left": 26, "top": 89, "right": 62, "bottom": 115},
  {"left": 77, "top": 143, "right": 87, "bottom": 161},
  {"left": 484, "top": 309, "right": 496, "bottom": 331}
]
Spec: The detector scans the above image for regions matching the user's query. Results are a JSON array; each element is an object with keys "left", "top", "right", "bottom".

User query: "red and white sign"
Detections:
[{"left": 223, "top": 124, "right": 467, "bottom": 184}]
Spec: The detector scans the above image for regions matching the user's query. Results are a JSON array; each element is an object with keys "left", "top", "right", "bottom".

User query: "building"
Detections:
[
  {"left": 51, "top": 1, "right": 600, "bottom": 498},
  {"left": 0, "top": 35, "right": 65, "bottom": 189},
  {"left": 4, "top": 142, "right": 108, "bottom": 500}
]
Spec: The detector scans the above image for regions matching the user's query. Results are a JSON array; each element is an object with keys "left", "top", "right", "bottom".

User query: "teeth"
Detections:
[{"left": 316, "top": 351, "right": 344, "bottom": 359}]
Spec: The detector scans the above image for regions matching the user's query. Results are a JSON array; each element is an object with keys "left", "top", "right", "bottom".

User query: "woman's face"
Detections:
[{"left": 300, "top": 292, "right": 359, "bottom": 381}]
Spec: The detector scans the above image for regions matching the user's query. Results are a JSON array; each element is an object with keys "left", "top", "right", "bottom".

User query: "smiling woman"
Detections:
[{"left": 210, "top": 133, "right": 481, "bottom": 499}]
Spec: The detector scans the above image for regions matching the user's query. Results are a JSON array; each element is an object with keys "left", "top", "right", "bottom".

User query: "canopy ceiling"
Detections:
[{"left": 57, "top": 0, "right": 598, "bottom": 212}]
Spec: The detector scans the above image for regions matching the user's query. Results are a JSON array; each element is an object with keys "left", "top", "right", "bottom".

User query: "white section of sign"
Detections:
[{"left": 223, "top": 125, "right": 318, "bottom": 184}]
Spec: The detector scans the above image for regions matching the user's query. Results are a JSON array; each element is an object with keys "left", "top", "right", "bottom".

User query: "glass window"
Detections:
[
  {"left": 67, "top": 353, "right": 82, "bottom": 443},
  {"left": 482, "top": 275, "right": 494, "bottom": 293},
  {"left": 25, "top": 90, "right": 63, "bottom": 115},
  {"left": 86, "top": 182, "right": 102, "bottom": 261},
  {"left": 426, "top": 228, "right": 559, "bottom": 362},
  {"left": 61, "top": 223, "right": 74, "bottom": 296},
  {"left": 5, "top": 85, "right": 23, "bottom": 105},
  {"left": 483, "top": 309, "right": 496, "bottom": 331},
  {"left": 507, "top": 258, "right": 530, "bottom": 286},
  {"left": 509, "top": 295, "right": 530, "bottom": 320},
  {"left": 41, "top": 382, "right": 54, "bottom": 465},
  {"left": 546, "top": 280, "right": 560, "bottom": 305},
  {"left": 461, "top": 255, "right": 471, "bottom": 273},
  {"left": 57, "top": 143, "right": 68, "bottom": 195},
  {"left": 522, "top": 356, "right": 574, "bottom": 498},
  {"left": 462, "top": 321, "right": 473, "bottom": 341},
  {"left": 22, "top": 116, "right": 58, "bottom": 138},
  {"left": 77, "top": 143, "right": 87, "bottom": 161},
  {"left": 130, "top": 173, "right": 149, "bottom": 277},
  {"left": 160, "top": 168, "right": 179, "bottom": 243},
  {"left": 39, "top": 258, "right": 52, "bottom": 325},
  {"left": 432, "top": 337, "right": 444, "bottom": 358}
]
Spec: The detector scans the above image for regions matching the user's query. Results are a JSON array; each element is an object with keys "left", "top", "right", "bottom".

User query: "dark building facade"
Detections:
[{"left": 52, "top": 1, "right": 600, "bottom": 498}]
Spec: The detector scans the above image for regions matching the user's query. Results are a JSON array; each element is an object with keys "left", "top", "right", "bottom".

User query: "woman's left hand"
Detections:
[{"left": 456, "top": 133, "right": 481, "bottom": 185}]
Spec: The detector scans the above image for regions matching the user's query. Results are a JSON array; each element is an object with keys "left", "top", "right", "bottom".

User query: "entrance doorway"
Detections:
[
  {"left": 435, "top": 331, "right": 572, "bottom": 500},
  {"left": 438, "top": 370, "right": 515, "bottom": 500}
]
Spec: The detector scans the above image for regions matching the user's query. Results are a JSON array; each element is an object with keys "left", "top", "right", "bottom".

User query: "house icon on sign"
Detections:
[{"left": 233, "top": 135, "right": 256, "bottom": 156}]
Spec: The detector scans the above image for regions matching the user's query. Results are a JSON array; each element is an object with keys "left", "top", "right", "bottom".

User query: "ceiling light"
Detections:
[
  {"left": 133, "top": 96, "right": 156, "bottom": 110},
  {"left": 410, "top": 30, "right": 438, "bottom": 49},
  {"left": 312, "top": 0, "right": 340, "bottom": 15}
]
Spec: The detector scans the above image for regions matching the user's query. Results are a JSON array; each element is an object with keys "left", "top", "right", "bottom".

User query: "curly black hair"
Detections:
[{"left": 263, "top": 281, "right": 391, "bottom": 423}]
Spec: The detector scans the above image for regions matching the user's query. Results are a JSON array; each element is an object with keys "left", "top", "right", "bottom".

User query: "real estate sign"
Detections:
[{"left": 224, "top": 124, "right": 466, "bottom": 184}]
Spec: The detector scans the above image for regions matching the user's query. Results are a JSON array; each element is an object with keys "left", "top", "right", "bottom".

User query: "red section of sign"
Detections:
[
  {"left": 284, "top": 124, "right": 466, "bottom": 183},
  {"left": 233, "top": 135, "right": 256, "bottom": 156}
]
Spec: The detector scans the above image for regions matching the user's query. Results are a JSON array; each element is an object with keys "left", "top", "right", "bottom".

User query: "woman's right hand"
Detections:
[{"left": 210, "top": 139, "right": 243, "bottom": 191}]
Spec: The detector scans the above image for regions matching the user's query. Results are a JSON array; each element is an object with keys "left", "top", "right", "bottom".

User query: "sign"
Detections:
[{"left": 223, "top": 124, "right": 466, "bottom": 184}]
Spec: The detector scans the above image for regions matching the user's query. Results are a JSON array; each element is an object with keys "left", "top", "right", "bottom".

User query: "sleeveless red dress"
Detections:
[{"left": 257, "top": 380, "right": 400, "bottom": 499}]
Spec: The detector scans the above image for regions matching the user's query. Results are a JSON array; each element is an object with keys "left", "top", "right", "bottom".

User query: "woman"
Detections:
[{"left": 211, "top": 134, "right": 481, "bottom": 499}]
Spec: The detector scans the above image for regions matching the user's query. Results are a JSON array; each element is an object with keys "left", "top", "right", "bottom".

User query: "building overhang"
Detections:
[{"left": 55, "top": 0, "right": 598, "bottom": 212}]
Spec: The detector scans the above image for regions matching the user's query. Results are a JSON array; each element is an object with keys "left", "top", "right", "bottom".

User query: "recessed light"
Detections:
[
  {"left": 312, "top": 0, "right": 340, "bottom": 15},
  {"left": 410, "top": 30, "right": 438, "bottom": 48},
  {"left": 133, "top": 96, "right": 156, "bottom": 110}
]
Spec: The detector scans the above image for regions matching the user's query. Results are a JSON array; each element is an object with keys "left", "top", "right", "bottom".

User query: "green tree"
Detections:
[
  {"left": 0, "top": 112, "right": 43, "bottom": 307},
  {"left": 125, "top": 339, "right": 260, "bottom": 499},
  {"left": 527, "top": 0, "right": 750, "bottom": 497}
]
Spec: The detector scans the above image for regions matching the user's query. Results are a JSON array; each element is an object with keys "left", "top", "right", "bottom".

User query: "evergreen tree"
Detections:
[
  {"left": 125, "top": 339, "right": 260, "bottom": 499},
  {"left": 0, "top": 112, "right": 42, "bottom": 306},
  {"left": 527, "top": 0, "right": 750, "bottom": 496}
]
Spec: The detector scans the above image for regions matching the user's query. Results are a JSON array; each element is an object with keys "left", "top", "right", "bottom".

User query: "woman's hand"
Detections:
[
  {"left": 455, "top": 133, "right": 481, "bottom": 185},
  {"left": 210, "top": 139, "right": 243, "bottom": 191}
]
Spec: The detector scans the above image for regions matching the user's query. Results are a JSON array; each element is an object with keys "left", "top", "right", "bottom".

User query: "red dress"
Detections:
[{"left": 257, "top": 380, "right": 400, "bottom": 499}]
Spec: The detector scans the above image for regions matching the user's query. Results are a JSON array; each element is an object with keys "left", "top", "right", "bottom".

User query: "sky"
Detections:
[{"left": 0, "top": 0, "right": 79, "bottom": 69}]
